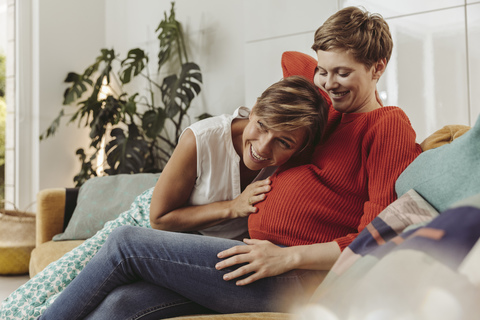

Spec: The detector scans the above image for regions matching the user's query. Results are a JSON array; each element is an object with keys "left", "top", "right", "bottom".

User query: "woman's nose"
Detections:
[
  {"left": 256, "top": 136, "right": 272, "bottom": 155},
  {"left": 324, "top": 74, "right": 336, "bottom": 90}
]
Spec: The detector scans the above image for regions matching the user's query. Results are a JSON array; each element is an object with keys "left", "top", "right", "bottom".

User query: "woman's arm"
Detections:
[
  {"left": 330, "top": 109, "right": 422, "bottom": 250},
  {"left": 215, "top": 240, "right": 341, "bottom": 286},
  {"left": 150, "top": 129, "right": 271, "bottom": 232}
]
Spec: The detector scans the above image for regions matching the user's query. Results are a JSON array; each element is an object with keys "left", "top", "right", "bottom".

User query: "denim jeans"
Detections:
[{"left": 39, "top": 225, "right": 323, "bottom": 320}]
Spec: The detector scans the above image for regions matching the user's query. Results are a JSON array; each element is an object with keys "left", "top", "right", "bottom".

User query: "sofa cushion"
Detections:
[
  {"left": 420, "top": 124, "right": 470, "bottom": 151},
  {"left": 53, "top": 173, "right": 160, "bottom": 241},
  {"left": 395, "top": 113, "right": 480, "bottom": 212},
  {"left": 281, "top": 51, "right": 331, "bottom": 104},
  {"left": 328, "top": 189, "right": 439, "bottom": 276},
  {"left": 29, "top": 240, "right": 84, "bottom": 277}
]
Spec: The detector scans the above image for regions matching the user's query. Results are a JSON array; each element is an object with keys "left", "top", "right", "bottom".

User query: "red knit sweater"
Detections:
[{"left": 249, "top": 105, "right": 422, "bottom": 250}]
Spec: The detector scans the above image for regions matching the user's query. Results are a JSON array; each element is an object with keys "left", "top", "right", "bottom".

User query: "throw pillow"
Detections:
[
  {"left": 327, "top": 189, "right": 438, "bottom": 276},
  {"left": 420, "top": 124, "right": 470, "bottom": 151},
  {"left": 306, "top": 192, "right": 480, "bottom": 319},
  {"left": 395, "top": 113, "right": 480, "bottom": 212},
  {"left": 53, "top": 173, "right": 160, "bottom": 241},
  {"left": 281, "top": 51, "right": 331, "bottom": 103},
  {"left": 281, "top": 51, "right": 317, "bottom": 81}
]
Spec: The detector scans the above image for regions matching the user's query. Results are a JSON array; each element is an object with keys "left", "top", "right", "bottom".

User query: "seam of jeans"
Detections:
[
  {"left": 130, "top": 300, "right": 195, "bottom": 320},
  {"left": 124, "top": 256, "right": 220, "bottom": 273},
  {"left": 74, "top": 259, "right": 136, "bottom": 320},
  {"left": 122, "top": 256, "right": 314, "bottom": 286},
  {"left": 76, "top": 256, "right": 215, "bottom": 319}
]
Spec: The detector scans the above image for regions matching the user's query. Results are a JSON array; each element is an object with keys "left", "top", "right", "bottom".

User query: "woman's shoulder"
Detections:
[
  {"left": 189, "top": 107, "right": 250, "bottom": 134},
  {"left": 369, "top": 106, "right": 408, "bottom": 118},
  {"left": 366, "top": 106, "right": 414, "bottom": 128},
  {"left": 361, "top": 107, "right": 418, "bottom": 148},
  {"left": 189, "top": 113, "right": 230, "bottom": 131}
]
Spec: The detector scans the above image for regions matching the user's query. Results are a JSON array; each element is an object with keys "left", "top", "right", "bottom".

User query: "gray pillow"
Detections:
[
  {"left": 395, "top": 114, "right": 480, "bottom": 212},
  {"left": 53, "top": 173, "right": 160, "bottom": 241}
]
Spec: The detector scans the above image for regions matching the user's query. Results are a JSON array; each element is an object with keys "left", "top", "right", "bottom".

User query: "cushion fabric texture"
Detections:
[
  {"left": 420, "top": 124, "right": 470, "bottom": 151},
  {"left": 395, "top": 113, "right": 480, "bottom": 212},
  {"left": 53, "top": 173, "right": 160, "bottom": 241},
  {"left": 29, "top": 240, "right": 84, "bottom": 278}
]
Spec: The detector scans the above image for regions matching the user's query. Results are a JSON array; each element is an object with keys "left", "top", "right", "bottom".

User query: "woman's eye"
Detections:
[
  {"left": 257, "top": 121, "right": 267, "bottom": 130},
  {"left": 315, "top": 67, "right": 327, "bottom": 77},
  {"left": 339, "top": 72, "right": 350, "bottom": 77},
  {"left": 278, "top": 139, "right": 291, "bottom": 149}
]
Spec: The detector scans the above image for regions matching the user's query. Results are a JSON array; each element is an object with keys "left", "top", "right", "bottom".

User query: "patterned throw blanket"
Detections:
[
  {"left": 300, "top": 190, "right": 480, "bottom": 319},
  {"left": 0, "top": 188, "right": 155, "bottom": 320}
]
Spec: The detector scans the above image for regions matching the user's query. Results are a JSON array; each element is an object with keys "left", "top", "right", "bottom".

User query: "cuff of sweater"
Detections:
[{"left": 334, "top": 236, "right": 355, "bottom": 251}]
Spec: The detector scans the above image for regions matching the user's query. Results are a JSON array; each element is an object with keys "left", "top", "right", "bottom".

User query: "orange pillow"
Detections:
[
  {"left": 281, "top": 51, "right": 317, "bottom": 80},
  {"left": 281, "top": 51, "right": 331, "bottom": 104}
]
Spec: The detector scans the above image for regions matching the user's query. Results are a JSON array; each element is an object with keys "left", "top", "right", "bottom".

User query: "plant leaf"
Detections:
[
  {"left": 69, "top": 97, "right": 103, "bottom": 130},
  {"left": 73, "top": 148, "right": 97, "bottom": 187},
  {"left": 83, "top": 48, "right": 114, "bottom": 78},
  {"left": 161, "top": 62, "right": 202, "bottom": 118},
  {"left": 120, "top": 49, "right": 148, "bottom": 84},
  {"left": 142, "top": 109, "right": 167, "bottom": 139},
  {"left": 39, "top": 109, "right": 65, "bottom": 140},
  {"left": 123, "top": 93, "right": 138, "bottom": 117},
  {"left": 89, "top": 64, "right": 112, "bottom": 104},
  {"left": 156, "top": 2, "right": 184, "bottom": 70},
  {"left": 89, "top": 96, "right": 123, "bottom": 148},
  {"left": 104, "top": 126, "right": 149, "bottom": 175},
  {"left": 63, "top": 72, "right": 93, "bottom": 105},
  {"left": 63, "top": 49, "right": 115, "bottom": 106},
  {"left": 97, "top": 49, "right": 116, "bottom": 65}
]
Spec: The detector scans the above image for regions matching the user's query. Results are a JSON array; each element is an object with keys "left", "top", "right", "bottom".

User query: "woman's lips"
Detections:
[
  {"left": 330, "top": 90, "right": 349, "bottom": 99},
  {"left": 250, "top": 145, "right": 267, "bottom": 162}
]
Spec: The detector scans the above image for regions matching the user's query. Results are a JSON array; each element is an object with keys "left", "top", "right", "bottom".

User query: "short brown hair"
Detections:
[
  {"left": 253, "top": 76, "right": 328, "bottom": 149},
  {"left": 312, "top": 6, "right": 393, "bottom": 69}
]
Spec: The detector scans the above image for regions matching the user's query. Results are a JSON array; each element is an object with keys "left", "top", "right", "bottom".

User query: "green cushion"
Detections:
[
  {"left": 53, "top": 173, "right": 160, "bottom": 241},
  {"left": 395, "top": 114, "right": 480, "bottom": 212}
]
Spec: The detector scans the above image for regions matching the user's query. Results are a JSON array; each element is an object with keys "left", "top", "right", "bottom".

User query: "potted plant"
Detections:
[{"left": 40, "top": 2, "right": 208, "bottom": 186}]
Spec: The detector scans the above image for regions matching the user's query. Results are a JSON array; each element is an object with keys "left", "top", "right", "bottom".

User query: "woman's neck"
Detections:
[
  {"left": 231, "top": 118, "right": 260, "bottom": 190},
  {"left": 231, "top": 118, "right": 248, "bottom": 157}
]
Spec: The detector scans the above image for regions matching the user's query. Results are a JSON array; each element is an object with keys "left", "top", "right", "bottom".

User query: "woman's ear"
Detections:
[{"left": 372, "top": 58, "right": 387, "bottom": 80}]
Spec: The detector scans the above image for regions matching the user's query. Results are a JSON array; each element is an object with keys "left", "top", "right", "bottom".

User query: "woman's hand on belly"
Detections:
[{"left": 228, "top": 178, "right": 272, "bottom": 219}]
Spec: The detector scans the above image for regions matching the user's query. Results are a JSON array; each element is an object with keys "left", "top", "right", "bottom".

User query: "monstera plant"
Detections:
[{"left": 40, "top": 3, "right": 208, "bottom": 186}]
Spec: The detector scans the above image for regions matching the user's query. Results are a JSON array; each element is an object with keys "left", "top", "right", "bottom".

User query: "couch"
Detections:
[
  {"left": 30, "top": 123, "right": 474, "bottom": 320},
  {"left": 30, "top": 124, "right": 471, "bottom": 276},
  {"left": 30, "top": 51, "right": 479, "bottom": 319}
]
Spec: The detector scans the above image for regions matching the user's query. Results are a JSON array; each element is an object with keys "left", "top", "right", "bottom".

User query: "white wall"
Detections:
[
  {"left": 14, "top": 0, "right": 480, "bottom": 209},
  {"left": 243, "top": 0, "right": 338, "bottom": 106},
  {"left": 104, "top": 0, "right": 245, "bottom": 118},
  {"left": 37, "top": 0, "right": 105, "bottom": 195},
  {"left": 244, "top": 0, "right": 480, "bottom": 142}
]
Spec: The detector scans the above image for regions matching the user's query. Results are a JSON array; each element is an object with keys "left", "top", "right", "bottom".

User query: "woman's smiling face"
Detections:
[
  {"left": 314, "top": 49, "right": 384, "bottom": 114},
  {"left": 242, "top": 113, "right": 306, "bottom": 171}
]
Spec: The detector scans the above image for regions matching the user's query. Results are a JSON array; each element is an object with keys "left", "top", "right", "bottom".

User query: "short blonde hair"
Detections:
[
  {"left": 253, "top": 76, "right": 328, "bottom": 149},
  {"left": 312, "top": 6, "right": 393, "bottom": 69}
]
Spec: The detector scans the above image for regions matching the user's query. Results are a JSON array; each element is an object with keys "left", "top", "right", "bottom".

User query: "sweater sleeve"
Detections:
[{"left": 333, "top": 109, "right": 422, "bottom": 250}]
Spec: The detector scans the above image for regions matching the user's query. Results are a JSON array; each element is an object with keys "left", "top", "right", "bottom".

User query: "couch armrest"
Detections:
[{"left": 36, "top": 188, "right": 66, "bottom": 247}]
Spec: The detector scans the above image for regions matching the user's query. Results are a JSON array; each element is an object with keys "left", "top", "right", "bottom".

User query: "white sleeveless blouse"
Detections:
[{"left": 185, "top": 107, "right": 276, "bottom": 239}]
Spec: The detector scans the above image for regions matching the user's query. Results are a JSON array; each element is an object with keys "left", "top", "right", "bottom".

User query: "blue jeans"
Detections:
[{"left": 39, "top": 226, "right": 323, "bottom": 319}]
